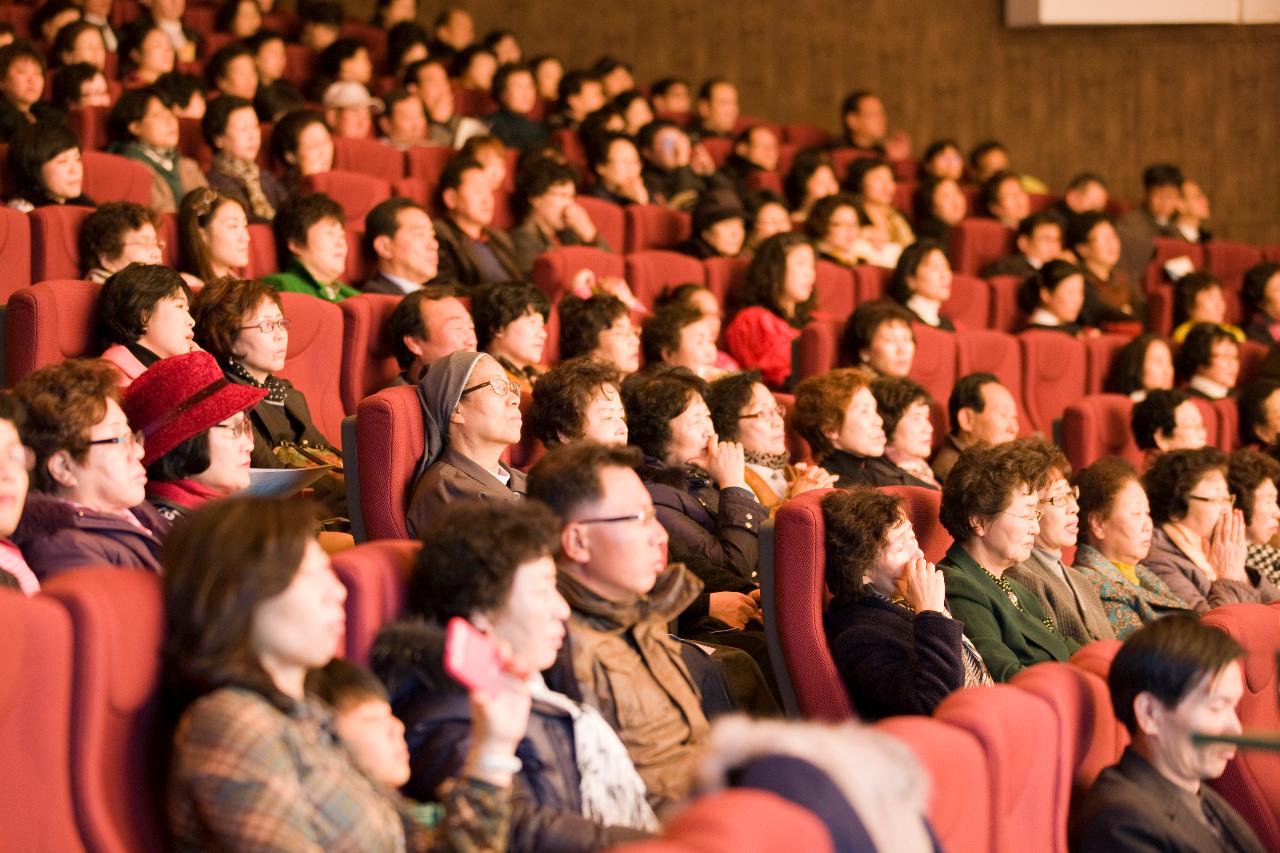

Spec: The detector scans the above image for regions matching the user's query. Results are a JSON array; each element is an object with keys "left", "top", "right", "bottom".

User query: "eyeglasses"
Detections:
[
  {"left": 240, "top": 318, "right": 292, "bottom": 334},
  {"left": 576, "top": 507, "right": 659, "bottom": 526},
  {"left": 1000, "top": 508, "right": 1044, "bottom": 523},
  {"left": 601, "top": 326, "right": 641, "bottom": 339},
  {"left": 88, "top": 430, "right": 144, "bottom": 451},
  {"left": 740, "top": 405, "right": 786, "bottom": 421},
  {"left": 212, "top": 418, "right": 253, "bottom": 439},
  {"left": 461, "top": 377, "right": 521, "bottom": 399},
  {"left": 1040, "top": 486, "right": 1080, "bottom": 509},
  {"left": 1188, "top": 493, "right": 1236, "bottom": 507},
  {"left": 0, "top": 445, "right": 35, "bottom": 472}
]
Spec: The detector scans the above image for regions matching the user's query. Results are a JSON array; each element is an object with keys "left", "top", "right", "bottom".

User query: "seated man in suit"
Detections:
[
  {"left": 406, "top": 350, "right": 525, "bottom": 537},
  {"left": 981, "top": 210, "right": 1065, "bottom": 280},
  {"left": 432, "top": 157, "right": 521, "bottom": 287},
  {"left": 384, "top": 285, "right": 477, "bottom": 387},
  {"left": 1073, "top": 615, "right": 1263, "bottom": 852},
  {"left": 362, "top": 199, "right": 440, "bottom": 295},
  {"left": 930, "top": 372, "right": 1020, "bottom": 483}
]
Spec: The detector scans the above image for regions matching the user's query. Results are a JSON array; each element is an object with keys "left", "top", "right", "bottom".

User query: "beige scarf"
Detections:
[{"left": 213, "top": 152, "right": 275, "bottom": 220}]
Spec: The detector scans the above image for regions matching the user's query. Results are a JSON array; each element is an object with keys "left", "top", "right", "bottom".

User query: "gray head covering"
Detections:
[{"left": 415, "top": 350, "right": 487, "bottom": 479}]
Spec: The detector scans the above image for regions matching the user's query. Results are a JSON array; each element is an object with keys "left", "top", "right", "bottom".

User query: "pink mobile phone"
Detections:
[{"left": 444, "top": 617, "right": 505, "bottom": 694}]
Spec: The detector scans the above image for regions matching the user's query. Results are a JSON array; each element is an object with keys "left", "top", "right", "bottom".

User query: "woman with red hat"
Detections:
[{"left": 123, "top": 351, "right": 268, "bottom": 521}]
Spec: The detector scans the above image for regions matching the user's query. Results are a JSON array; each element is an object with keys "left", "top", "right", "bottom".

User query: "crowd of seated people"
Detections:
[{"left": 3, "top": 2, "right": 1280, "bottom": 851}]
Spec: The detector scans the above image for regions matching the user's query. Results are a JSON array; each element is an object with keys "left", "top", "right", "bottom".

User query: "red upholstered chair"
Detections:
[
  {"left": 908, "top": 322, "right": 958, "bottom": 412},
  {"left": 455, "top": 87, "right": 498, "bottom": 119},
  {"left": 302, "top": 170, "right": 392, "bottom": 226},
  {"left": 775, "top": 392, "right": 812, "bottom": 463},
  {"left": 852, "top": 264, "right": 890, "bottom": 304},
  {"left": 281, "top": 44, "right": 317, "bottom": 88},
  {"left": 793, "top": 317, "right": 839, "bottom": 381},
  {"left": 1201, "top": 604, "right": 1280, "bottom": 849},
  {"left": 986, "top": 273, "right": 1025, "bottom": 332},
  {"left": 1019, "top": 331, "right": 1087, "bottom": 436},
  {"left": 177, "top": 116, "right": 212, "bottom": 171},
  {"left": 1070, "top": 639, "right": 1122, "bottom": 681},
  {"left": 332, "top": 539, "right": 422, "bottom": 665},
  {"left": 878, "top": 485, "right": 951, "bottom": 563},
  {"left": 81, "top": 151, "right": 152, "bottom": 207},
  {"left": 948, "top": 218, "right": 1014, "bottom": 276},
  {"left": 1011, "top": 663, "right": 1129, "bottom": 806},
  {"left": 890, "top": 179, "right": 916, "bottom": 217},
  {"left": 406, "top": 145, "right": 455, "bottom": 192},
  {"left": 934, "top": 684, "right": 1068, "bottom": 853},
  {"left": 44, "top": 569, "right": 168, "bottom": 853},
  {"left": 0, "top": 205, "right": 32, "bottom": 301},
  {"left": 956, "top": 329, "right": 1032, "bottom": 436},
  {"left": 342, "top": 223, "right": 372, "bottom": 287},
  {"left": 782, "top": 122, "right": 833, "bottom": 149},
  {"left": 624, "top": 204, "right": 691, "bottom": 253},
  {"left": 813, "top": 260, "right": 856, "bottom": 324},
  {"left": 340, "top": 20, "right": 389, "bottom": 66},
  {"left": 1142, "top": 237, "right": 1204, "bottom": 294},
  {"left": 703, "top": 256, "right": 748, "bottom": 306},
  {"left": 0, "top": 591, "right": 82, "bottom": 852},
  {"left": 946, "top": 272, "right": 990, "bottom": 330},
  {"left": 1212, "top": 397, "right": 1239, "bottom": 453},
  {"left": 1061, "top": 395, "right": 1143, "bottom": 472},
  {"left": 1145, "top": 283, "right": 1174, "bottom": 335},
  {"left": 698, "top": 137, "right": 733, "bottom": 168},
  {"left": 68, "top": 105, "right": 110, "bottom": 152},
  {"left": 1083, "top": 333, "right": 1132, "bottom": 394},
  {"left": 243, "top": 222, "right": 278, "bottom": 278},
  {"left": 554, "top": 129, "right": 588, "bottom": 173},
  {"left": 332, "top": 137, "right": 406, "bottom": 182},
  {"left": 356, "top": 384, "right": 423, "bottom": 540},
  {"left": 1190, "top": 396, "right": 1221, "bottom": 449},
  {"left": 276, "top": 293, "right": 346, "bottom": 449},
  {"left": 827, "top": 147, "right": 880, "bottom": 182},
  {"left": 624, "top": 250, "right": 705, "bottom": 311},
  {"left": 769, "top": 488, "right": 854, "bottom": 722},
  {"left": 574, "top": 195, "right": 626, "bottom": 252},
  {"left": 5, "top": 279, "right": 99, "bottom": 385},
  {"left": 1206, "top": 240, "right": 1264, "bottom": 292},
  {"left": 530, "top": 246, "right": 625, "bottom": 303},
  {"left": 1240, "top": 340, "right": 1268, "bottom": 388},
  {"left": 30, "top": 205, "right": 93, "bottom": 283},
  {"left": 392, "top": 176, "right": 430, "bottom": 207},
  {"left": 875, "top": 716, "right": 992, "bottom": 853},
  {"left": 339, "top": 293, "right": 402, "bottom": 413}
]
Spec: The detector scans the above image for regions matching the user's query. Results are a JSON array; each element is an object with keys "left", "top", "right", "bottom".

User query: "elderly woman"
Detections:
[
  {"left": 1131, "top": 389, "right": 1207, "bottom": 469},
  {"left": 11, "top": 358, "right": 169, "bottom": 578},
  {"left": 1228, "top": 448, "right": 1280, "bottom": 588},
  {"left": 165, "top": 497, "right": 523, "bottom": 850},
  {"left": 642, "top": 304, "right": 724, "bottom": 381},
  {"left": 822, "top": 487, "right": 989, "bottom": 720},
  {"left": 108, "top": 87, "right": 208, "bottom": 214},
  {"left": 1143, "top": 447, "right": 1280, "bottom": 610},
  {"left": 98, "top": 264, "right": 198, "bottom": 385},
  {"left": 80, "top": 202, "right": 166, "bottom": 283},
  {"left": 1176, "top": 322, "right": 1241, "bottom": 401},
  {"left": 938, "top": 443, "right": 1079, "bottom": 681},
  {"left": 1104, "top": 334, "right": 1175, "bottom": 401},
  {"left": 528, "top": 357, "right": 628, "bottom": 449},
  {"left": 372, "top": 500, "right": 656, "bottom": 851},
  {"left": 889, "top": 240, "right": 955, "bottom": 332},
  {"left": 472, "top": 280, "right": 550, "bottom": 394},
  {"left": 706, "top": 370, "right": 836, "bottom": 512},
  {"left": 203, "top": 95, "right": 288, "bottom": 223},
  {"left": 724, "top": 232, "right": 817, "bottom": 390},
  {"left": 871, "top": 375, "right": 940, "bottom": 489},
  {"left": 178, "top": 188, "right": 252, "bottom": 283},
  {"left": 5, "top": 121, "right": 93, "bottom": 211},
  {"left": 122, "top": 351, "right": 265, "bottom": 521},
  {"left": 840, "top": 300, "right": 916, "bottom": 377},
  {"left": 1004, "top": 438, "right": 1114, "bottom": 646},
  {"left": 558, "top": 293, "right": 641, "bottom": 376},
  {"left": 1071, "top": 457, "right": 1190, "bottom": 639}
]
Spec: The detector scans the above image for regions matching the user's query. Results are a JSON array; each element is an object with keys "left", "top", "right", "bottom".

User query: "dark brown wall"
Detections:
[{"left": 423, "top": 0, "right": 1280, "bottom": 245}]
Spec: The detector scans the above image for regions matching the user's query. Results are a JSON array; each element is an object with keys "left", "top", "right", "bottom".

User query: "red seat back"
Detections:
[
  {"left": 1212, "top": 396, "right": 1239, "bottom": 453},
  {"left": 624, "top": 250, "right": 705, "bottom": 311},
  {"left": 44, "top": 569, "right": 167, "bottom": 853},
  {"left": 852, "top": 264, "right": 890, "bottom": 304},
  {"left": 0, "top": 591, "right": 83, "bottom": 852},
  {"left": 1019, "top": 331, "right": 1087, "bottom": 436},
  {"left": 5, "top": 279, "right": 100, "bottom": 386},
  {"left": 0, "top": 205, "right": 31, "bottom": 301},
  {"left": 30, "top": 205, "right": 93, "bottom": 283},
  {"left": 81, "top": 151, "right": 152, "bottom": 207},
  {"left": 907, "top": 323, "right": 958, "bottom": 424},
  {"left": 948, "top": 218, "right": 1015, "bottom": 276},
  {"left": 624, "top": 204, "right": 691, "bottom": 253},
  {"left": 1240, "top": 340, "right": 1268, "bottom": 389},
  {"left": 813, "top": 260, "right": 856, "bottom": 323},
  {"left": 987, "top": 273, "right": 1025, "bottom": 332},
  {"left": 68, "top": 105, "right": 110, "bottom": 152},
  {"left": 946, "top": 272, "right": 990, "bottom": 330},
  {"left": 1069, "top": 639, "right": 1123, "bottom": 681},
  {"left": 828, "top": 146, "right": 880, "bottom": 183},
  {"left": 332, "top": 539, "right": 422, "bottom": 665},
  {"left": 405, "top": 145, "right": 454, "bottom": 196},
  {"left": 781, "top": 122, "right": 833, "bottom": 149},
  {"left": 1061, "top": 394, "right": 1142, "bottom": 472},
  {"left": 771, "top": 488, "right": 854, "bottom": 722},
  {"left": 332, "top": 137, "right": 407, "bottom": 182},
  {"left": 703, "top": 256, "right": 748, "bottom": 307},
  {"left": 574, "top": 195, "right": 625, "bottom": 253},
  {"left": 1190, "top": 395, "right": 1221, "bottom": 449},
  {"left": 1205, "top": 240, "right": 1264, "bottom": 293},
  {"left": 793, "top": 316, "right": 839, "bottom": 381},
  {"left": 530, "top": 245, "right": 624, "bottom": 303},
  {"left": 1145, "top": 282, "right": 1174, "bottom": 335},
  {"left": 244, "top": 222, "right": 278, "bottom": 279},
  {"left": 1083, "top": 333, "right": 1132, "bottom": 394},
  {"left": 281, "top": 44, "right": 316, "bottom": 88},
  {"left": 339, "top": 293, "right": 402, "bottom": 413},
  {"left": 956, "top": 329, "right": 1032, "bottom": 436},
  {"left": 302, "top": 170, "right": 392, "bottom": 226},
  {"left": 177, "top": 116, "right": 212, "bottom": 171},
  {"left": 1143, "top": 237, "right": 1204, "bottom": 294},
  {"left": 276, "top": 293, "right": 345, "bottom": 448},
  {"left": 355, "top": 384, "right": 423, "bottom": 540},
  {"left": 879, "top": 485, "right": 952, "bottom": 563}
]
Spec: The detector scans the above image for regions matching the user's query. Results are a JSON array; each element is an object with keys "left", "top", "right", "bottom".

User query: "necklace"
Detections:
[{"left": 979, "top": 566, "right": 1058, "bottom": 633}]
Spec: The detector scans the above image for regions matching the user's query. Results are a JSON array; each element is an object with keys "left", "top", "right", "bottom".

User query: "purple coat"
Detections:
[{"left": 12, "top": 493, "right": 170, "bottom": 579}]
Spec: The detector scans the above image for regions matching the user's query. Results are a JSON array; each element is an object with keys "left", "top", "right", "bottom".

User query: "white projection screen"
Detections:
[{"left": 1005, "top": 0, "right": 1280, "bottom": 25}]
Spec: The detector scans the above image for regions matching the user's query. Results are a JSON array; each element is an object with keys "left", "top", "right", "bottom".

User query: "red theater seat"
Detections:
[
  {"left": 5, "top": 279, "right": 99, "bottom": 385},
  {"left": 339, "top": 293, "right": 402, "bottom": 413},
  {"left": 880, "top": 485, "right": 952, "bottom": 563},
  {"left": 0, "top": 591, "right": 82, "bottom": 852},
  {"left": 770, "top": 488, "right": 854, "bottom": 722},
  {"left": 530, "top": 246, "right": 625, "bottom": 303},
  {"left": 1070, "top": 639, "right": 1122, "bottom": 681},
  {"left": 44, "top": 569, "right": 168, "bottom": 853},
  {"left": 908, "top": 323, "right": 958, "bottom": 413},
  {"left": 703, "top": 256, "right": 748, "bottom": 306},
  {"left": 276, "top": 293, "right": 346, "bottom": 449},
  {"left": 946, "top": 272, "right": 991, "bottom": 330},
  {"left": 828, "top": 147, "right": 881, "bottom": 182},
  {"left": 356, "top": 384, "right": 423, "bottom": 540},
  {"left": 0, "top": 206, "right": 32, "bottom": 301},
  {"left": 332, "top": 137, "right": 407, "bottom": 182},
  {"left": 1190, "top": 396, "right": 1222, "bottom": 449},
  {"left": 986, "top": 273, "right": 1025, "bottom": 332},
  {"left": 178, "top": 116, "right": 213, "bottom": 172},
  {"left": 67, "top": 105, "right": 110, "bottom": 152},
  {"left": 405, "top": 145, "right": 455, "bottom": 194},
  {"left": 793, "top": 317, "right": 839, "bottom": 381},
  {"left": 813, "top": 260, "right": 856, "bottom": 323},
  {"left": 624, "top": 204, "right": 692, "bottom": 253},
  {"left": 1206, "top": 240, "right": 1264, "bottom": 292},
  {"left": 624, "top": 250, "right": 705, "bottom": 311},
  {"left": 1143, "top": 238, "right": 1204, "bottom": 294},
  {"left": 30, "top": 205, "right": 93, "bottom": 283},
  {"left": 81, "top": 152, "right": 153, "bottom": 208},
  {"left": 852, "top": 264, "right": 890, "bottom": 304},
  {"left": 302, "top": 170, "right": 392, "bottom": 226},
  {"left": 1061, "top": 394, "right": 1143, "bottom": 472},
  {"left": 243, "top": 222, "right": 278, "bottom": 279},
  {"left": 332, "top": 539, "right": 422, "bottom": 665},
  {"left": 781, "top": 122, "right": 833, "bottom": 149},
  {"left": 575, "top": 195, "right": 626, "bottom": 253},
  {"left": 1212, "top": 397, "right": 1239, "bottom": 453},
  {"left": 1083, "top": 333, "right": 1131, "bottom": 394},
  {"left": 281, "top": 44, "right": 317, "bottom": 88},
  {"left": 1019, "top": 331, "right": 1087, "bottom": 436}
]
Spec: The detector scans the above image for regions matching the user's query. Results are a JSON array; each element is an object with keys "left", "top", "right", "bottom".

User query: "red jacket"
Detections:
[{"left": 724, "top": 306, "right": 800, "bottom": 389}]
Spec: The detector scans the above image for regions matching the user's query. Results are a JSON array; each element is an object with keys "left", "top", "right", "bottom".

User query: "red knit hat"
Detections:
[{"left": 123, "top": 351, "right": 268, "bottom": 466}]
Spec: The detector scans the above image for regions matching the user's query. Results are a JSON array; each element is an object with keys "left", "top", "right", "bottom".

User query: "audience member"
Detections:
[
  {"left": 454, "top": 45, "right": 498, "bottom": 97},
  {"left": 433, "top": 158, "right": 522, "bottom": 286},
  {"left": 80, "top": 0, "right": 117, "bottom": 52},
  {"left": 938, "top": 443, "right": 1079, "bottom": 681},
  {"left": 888, "top": 240, "right": 955, "bottom": 331},
  {"left": 1237, "top": 379, "right": 1280, "bottom": 448},
  {"left": 321, "top": 81, "right": 379, "bottom": 140},
  {"left": 531, "top": 55, "right": 564, "bottom": 102},
  {"left": 510, "top": 157, "right": 607, "bottom": 273},
  {"left": 203, "top": 95, "right": 287, "bottom": 221},
  {"left": 675, "top": 189, "right": 747, "bottom": 260},
  {"left": 1054, "top": 171, "right": 1109, "bottom": 220},
  {"left": 472, "top": 280, "right": 550, "bottom": 392},
  {"left": 725, "top": 232, "right": 817, "bottom": 389},
  {"left": 5, "top": 121, "right": 92, "bottom": 212},
  {"left": 384, "top": 285, "right": 477, "bottom": 385},
  {"left": 638, "top": 119, "right": 710, "bottom": 211},
  {"left": 362, "top": 198, "right": 440, "bottom": 294},
  {"left": 784, "top": 150, "right": 840, "bottom": 224},
  {"left": 486, "top": 63, "right": 549, "bottom": 151},
  {"left": 967, "top": 139, "right": 1012, "bottom": 185},
  {"left": 841, "top": 300, "right": 916, "bottom": 376},
  {"left": 980, "top": 171, "right": 1030, "bottom": 230},
  {"left": 650, "top": 76, "right": 691, "bottom": 115},
  {"left": 1068, "top": 211, "right": 1141, "bottom": 326},
  {"left": 822, "top": 487, "right": 988, "bottom": 720},
  {"left": 1131, "top": 389, "right": 1207, "bottom": 465},
  {"left": 483, "top": 29, "right": 521, "bottom": 65},
  {"left": 1175, "top": 322, "right": 1240, "bottom": 400},
  {"left": 1073, "top": 616, "right": 1263, "bottom": 852},
  {"left": 98, "top": 264, "right": 197, "bottom": 384},
  {"left": 0, "top": 394, "right": 34, "bottom": 595},
  {"left": 431, "top": 6, "right": 475, "bottom": 52},
  {"left": 613, "top": 90, "right": 654, "bottom": 137},
  {"left": 52, "top": 20, "right": 107, "bottom": 70},
  {"left": 126, "top": 0, "right": 199, "bottom": 61},
  {"left": 122, "top": 25, "right": 178, "bottom": 88},
  {"left": 406, "top": 57, "right": 487, "bottom": 148},
  {"left": 911, "top": 176, "right": 966, "bottom": 242},
  {"left": 871, "top": 375, "right": 941, "bottom": 489},
  {"left": 80, "top": 202, "right": 165, "bottom": 283},
  {"left": 805, "top": 192, "right": 874, "bottom": 267},
  {"left": 108, "top": 87, "right": 208, "bottom": 213},
  {"left": 1241, "top": 261, "right": 1280, "bottom": 346},
  {"left": 123, "top": 350, "right": 264, "bottom": 520},
  {"left": 716, "top": 124, "right": 780, "bottom": 199},
  {"left": 919, "top": 138, "right": 964, "bottom": 181},
  {"left": 264, "top": 192, "right": 358, "bottom": 302},
  {"left": 407, "top": 351, "right": 526, "bottom": 538},
  {"left": 178, "top": 188, "right": 251, "bottom": 283},
  {"left": 743, "top": 188, "right": 793, "bottom": 251},
  {"left": 1018, "top": 260, "right": 1093, "bottom": 337},
  {"left": 298, "top": 0, "right": 343, "bottom": 52},
  {"left": 641, "top": 303, "right": 723, "bottom": 380},
  {"left": 460, "top": 134, "right": 510, "bottom": 192},
  {"left": 206, "top": 42, "right": 258, "bottom": 100},
  {"left": 982, "top": 210, "right": 1064, "bottom": 279},
  {"left": 558, "top": 293, "right": 641, "bottom": 374},
  {"left": 931, "top": 372, "right": 1020, "bottom": 483},
  {"left": 30, "top": 2, "right": 82, "bottom": 55},
  {"left": 529, "top": 357, "right": 628, "bottom": 448},
  {"left": 1104, "top": 334, "right": 1175, "bottom": 401},
  {"left": 594, "top": 56, "right": 635, "bottom": 98},
  {"left": 844, "top": 157, "right": 913, "bottom": 262},
  {"left": 0, "top": 40, "right": 65, "bottom": 140},
  {"left": 1175, "top": 178, "right": 1212, "bottom": 243},
  {"left": 840, "top": 90, "right": 909, "bottom": 160},
  {"left": 1170, "top": 271, "right": 1244, "bottom": 343},
  {"left": 51, "top": 62, "right": 111, "bottom": 111},
  {"left": 691, "top": 78, "right": 739, "bottom": 140},
  {"left": 270, "top": 109, "right": 336, "bottom": 192},
  {"left": 548, "top": 70, "right": 604, "bottom": 132},
  {"left": 215, "top": 0, "right": 263, "bottom": 39},
  {"left": 12, "top": 358, "right": 168, "bottom": 577},
  {"left": 656, "top": 283, "right": 740, "bottom": 372},
  {"left": 376, "top": 87, "right": 429, "bottom": 149},
  {"left": 1115, "top": 162, "right": 1185, "bottom": 281},
  {"left": 1227, "top": 448, "right": 1280, "bottom": 590},
  {"left": 588, "top": 133, "right": 652, "bottom": 206}
]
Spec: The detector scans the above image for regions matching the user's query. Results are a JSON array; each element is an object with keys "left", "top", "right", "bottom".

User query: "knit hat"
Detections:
[
  {"left": 123, "top": 351, "right": 267, "bottom": 467},
  {"left": 322, "top": 81, "right": 384, "bottom": 114},
  {"left": 415, "top": 350, "right": 487, "bottom": 478},
  {"left": 692, "top": 188, "right": 747, "bottom": 234}
]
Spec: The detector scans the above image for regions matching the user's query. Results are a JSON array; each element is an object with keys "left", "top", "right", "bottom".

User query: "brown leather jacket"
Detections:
[{"left": 557, "top": 563, "right": 708, "bottom": 808}]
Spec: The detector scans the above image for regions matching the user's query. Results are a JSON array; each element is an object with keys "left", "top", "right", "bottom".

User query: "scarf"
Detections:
[
  {"left": 415, "top": 351, "right": 485, "bottom": 479},
  {"left": 744, "top": 448, "right": 789, "bottom": 470},
  {"left": 129, "top": 142, "right": 184, "bottom": 211},
  {"left": 527, "top": 675, "right": 660, "bottom": 832},
  {"left": 213, "top": 151, "right": 275, "bottom": 220},
  {"left": 885, "top": 448, "right": 940, "bottom": 488},
  {"left": 226, "top": 358, "right": 289, "bottom": 405},
  {"left": 147, "top": 479, "right": 225, "bottom": 512}
]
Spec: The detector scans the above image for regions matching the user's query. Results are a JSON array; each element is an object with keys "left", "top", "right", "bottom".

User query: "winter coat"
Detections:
[
  {"left": 1143, "top": 526, "right": 1280, "bottom": 613},
  {"left": 12, "top": 493, "right": 169, "bottom": 579}
]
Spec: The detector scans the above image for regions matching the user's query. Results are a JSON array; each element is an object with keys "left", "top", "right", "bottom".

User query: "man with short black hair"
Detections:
[
  {"left": 931, "top": 373, "right": 1019, "bottom": 483},
  {"left": 485, "top": 63, "right": 549, "bottom": 151},
  {"left": 690, "top": 78, "right": 738, "bottom": 141},
  {"left": 547, "top": 70, "right": 604, "bottom": 132},
  {"left": 0, "top": 40, "right": 64, "bottom": 141},
  {"left": 433, "top": 157, "right": 522, "bottom": 287},
  {"left": 384, "top": 284, "right": 476, "bottom": 385},
  {"left": 510, "top": 157, "right": 606, "bottom": 273},
  {"left": 362, "top": 198, "right": 440, "bottom": 295},
  {"left": 376, "top": 87, "right": 428, "bottom": 150},
  {"left": 1073, "top": 615, "right": 1263, "bottom": 852},
  {"left": 1237, "top": 380, "right": 1280, "bottom": 448},
  {"left": 1117, "top": 162, "right": 1186, "bottom": 281},
  {"left": 982, "top": 211, "right": 1065, "bottom": 279},
  {"left": 405, "top": 57, "right": 487, "bottom": 149}
]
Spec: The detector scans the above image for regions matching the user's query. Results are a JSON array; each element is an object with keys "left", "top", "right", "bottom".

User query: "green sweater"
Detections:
[
  {"left": 940, "top": 542, "right": 1080, "bottom": 682},
  {"left": 263, "top": 259, "right": 359, "bottom": 303}
]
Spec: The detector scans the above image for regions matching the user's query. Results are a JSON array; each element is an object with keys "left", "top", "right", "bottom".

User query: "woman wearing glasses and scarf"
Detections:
[
  {"left": 1141, "top": 446, "right": 1280, "bottom": 611},
  {"left": 407, "top": 351, "right": 527, "bottom": 539}
]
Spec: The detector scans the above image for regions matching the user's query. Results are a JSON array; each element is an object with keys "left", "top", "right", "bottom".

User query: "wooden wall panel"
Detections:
[{"left": 414, "top": 0, "right": 1280, "bottom": 244}]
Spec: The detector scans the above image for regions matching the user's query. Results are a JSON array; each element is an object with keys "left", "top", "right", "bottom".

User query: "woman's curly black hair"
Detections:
[
  {"left": 822, "top": 486, "right": 904, "bottom": 606},
  {"left": 705, "top": 370, "right": 764, "bottom": 443},
  {"left": 1141, "top": 446, "right": 1228, "bottom": 526},
  {"left": 620, "top": 365, "right": 708, "bottom": 463}
]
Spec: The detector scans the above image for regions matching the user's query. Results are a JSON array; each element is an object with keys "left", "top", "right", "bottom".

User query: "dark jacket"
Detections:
[
  {"left": 981, "top": 254, "right": 1036, "bottom": 281},
  {"left": 433, "top": 218, "right": 522, "bottom": 287},
  {"left": 486, "top": 110, "right": 551, "bottom": 151},
  {"left": 824, "top": 594, "right": 966, "bottom": 721},
  {"left": 370, "top": 620, "right": 652, "bottom": 852},
  {"left": 224, "top": 366, "right": 335, "bottom": 469},
  {"left": 206, "top": 167, "right": 289, "bottom": 223},
  {"left": 1072, "top": 747, "right": 1264, "bottom": 853},
  {"left": 643, "top": 165, "right": 705, "bottom": 211},
  {"left": 12, "top": 493, "right": 169, "bottom": 579},
  {"left": 0, "top": 98, "right": 64, "bottom": 143},
  {"left": 1244, "top": 312, "right": 1280, "bottom": 347},
  {"left": 509, "top": 219, "right": 609, "bottom": 276},
  {"left": 1005, "top": 548, "right": 1115, "bottom": 646},
  {"left": 407, "top": 445, "right": 527, "bottom": 539},
  {"left": 360, "top": 270, "right": 422, "bottom": 296},
  {"left": 822, "top": 449, "right": 938, "bottom": 491}
]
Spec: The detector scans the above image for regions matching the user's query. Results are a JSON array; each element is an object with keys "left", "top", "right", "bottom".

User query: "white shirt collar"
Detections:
[
  {"left": 906, "top": 294, "right": 942, "bottom": 327},
  {"left": 378, "top": 269, "right": 423, "bottom": 294},
  {"left": 1028, "top": 307, "right": 1064, "bottom": 327},
  {"left": 1188, "top": 374, "right": 1230, "bottom": 400}
]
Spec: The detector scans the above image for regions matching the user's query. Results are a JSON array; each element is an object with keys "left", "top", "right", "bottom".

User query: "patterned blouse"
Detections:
[
  {"left": 169, "top": 687, "right": 508, "bottom": 852},
  {"left": 1072, "top": 544, "right": 1190, "bottom": 641}
]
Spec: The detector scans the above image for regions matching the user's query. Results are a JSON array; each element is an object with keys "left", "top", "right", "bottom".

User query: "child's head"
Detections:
[
  {"left": 1176, "top": 270, "right": 1226, "bottom": 326},
  {"left": 307, "top": 659, "right": 411, "bottom": 789}
]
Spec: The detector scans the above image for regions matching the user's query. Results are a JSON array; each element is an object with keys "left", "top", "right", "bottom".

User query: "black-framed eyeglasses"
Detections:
[
  {"left": 1188, "top": 493, "right": 1236, "bottom": 507},
  {"left": 88, "top": 430, "right": 144, "bottom": 450},
  {"left": 576, "top": 507, "right": 658, "bottom": 526},
  {"left": 461, "top": 377, "right": 521, "bottom": 399}
]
